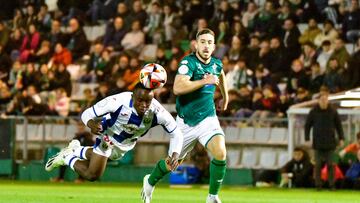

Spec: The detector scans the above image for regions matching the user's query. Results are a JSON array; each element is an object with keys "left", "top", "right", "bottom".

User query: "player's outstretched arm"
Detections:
[
  {"left": 173, "top": 74, "right": 219, "bottom": 95},
  {"left": 219, "top": 70, "right": 229, "bottom": 111}
]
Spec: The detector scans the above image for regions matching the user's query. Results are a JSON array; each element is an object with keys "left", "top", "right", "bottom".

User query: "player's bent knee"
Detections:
[
  {"left": 85, "top": 171, "right": 101, "bottom": 182},
  {"left": 213, "top": 148, "right": 227, "bottom": 161}
]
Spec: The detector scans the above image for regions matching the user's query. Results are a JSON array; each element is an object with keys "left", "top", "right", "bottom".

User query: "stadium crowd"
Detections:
[{"left": 0, "top": 0, "right": 358, "bottom": 190}]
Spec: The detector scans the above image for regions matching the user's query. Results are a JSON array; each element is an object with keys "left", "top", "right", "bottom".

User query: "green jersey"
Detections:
[{"left": 176, "top": 53, "right": 223, "bottom": 126}]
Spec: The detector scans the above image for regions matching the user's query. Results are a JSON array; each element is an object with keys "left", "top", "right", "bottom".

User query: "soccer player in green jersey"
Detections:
[{"left": 142, "top": 28, "right": 229, "bottom": 203}]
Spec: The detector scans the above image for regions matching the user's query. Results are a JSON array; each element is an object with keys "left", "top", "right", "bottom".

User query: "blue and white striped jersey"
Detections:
[{"left": 83, "top": 92, "right": 177, "bottom": 145}]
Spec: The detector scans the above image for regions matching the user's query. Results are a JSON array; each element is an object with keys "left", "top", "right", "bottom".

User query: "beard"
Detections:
[{"left": 196, "top": 50, "right": 211, "bottom": 61}]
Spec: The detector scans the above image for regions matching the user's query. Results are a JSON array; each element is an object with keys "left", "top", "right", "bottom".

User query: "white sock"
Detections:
[
  {"left": 73, "top": 146, "right": 90, "bottom": 160},
  {"left": 64, "top": 155, "right": 79, "bottom": 171}
]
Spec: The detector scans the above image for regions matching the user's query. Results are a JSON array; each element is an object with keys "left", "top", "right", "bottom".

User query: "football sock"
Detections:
[
  {"left": 64, "top": 155, "right": 79, "bottom": 171},
  {"left": 209, "top": 159, "right": 226, "bottom": 195},
  {"left": 148, "top": 159, "right": 170, "bottom": 186},
  {"left": 73, "top": 147, "right": 91, "bottom": 160}
]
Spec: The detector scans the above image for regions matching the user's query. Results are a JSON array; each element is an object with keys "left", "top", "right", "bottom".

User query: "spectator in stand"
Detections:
[
  {"left": 36, "top": 4, "right": 52, "bottom": 33},
  {"left": 309, "top": 62, "right": 324, "bottom": 94},
  {"left": 0, "top": 22, "right": 10, "bottom": 48},
  {"left": 46, "top": 19, "right": 66, "bottom": 49},
  {"left": 305, "top": 86, "right": 344, "bottom": 190},
  {"left": 342, "top": 149, "right": 360, "bottom": 189},
  {"left": 123, "top": 56, "right": 140, "bottom": 90},
  {"left": 345, "top": 38, "right": 360, "bottom": 88},
  {"left": 21, "top": 63, "right": 40, "bottom": 90},
  {"left": 211, "top": 0, "right": 232, "bottom": 28},
  {"left": 227, "top": 35, "right": 249, "bottom": 63},
  {"left": 0, "top": 45, "right": 12, "bottom": 82},
  {"left": 268, "top": 37, "right": 286, "bottom": 79},
  {"left": 277, "top": 2, "right": 297, "bottom": 25},
  {"left": 299, "top": 18, "right": 321, "bottom": 45},
  {"left": 279, "top": 147, "right": 314, "bottom": 188},
  {"left": 293, "top": 87, "right": 311, "bottom": 104},
  {"left": 154, "top": 47, "right": 168, "bottom": 67},
  {"left": 52, "top": 63, "right": 72, "bottom": 96},
  {"left": 38, "top": 64, "right": 50, "bottom": 92},
  {"left": 342, "top": 0, "right": 360, "bottom": 43},
  {"left": 189, "top": 18, "right": 208, "bottom": 40},
  {"left": 51, "top": 42, "right": 72, "bottom": 66},
  {"left": 81, "top": 42, "right": 104, "bottom": 83},
  {"left": 257, "top": 40, "right": 272, "bottom": 71},
  {"left": 20, "top": 24, "right": 40, "bottom": 63},
  {"left": 143, "top": 2, "right": 162, "bottom": 44},
  {"left": 226, "top": 58, "right": 250, "bottom": 90},
  {"left": 121, "top": 20, "right": 145, "bottom": 54},
  {"left": 31, "top": 40, "right": 51, "bottom": 64},
  {"left": 12, "top": 9, "right": 25, "bottom": 30},
  {"left": 23, "top": 4, "right": 37, "bottom": 30},
  {"left": 115, "top": 2, "right": 131, "bottom": 30},
  {"left": 129, "top": 0, "right": 147, "bottom": 28},
  {"left": 328, "top": 38, "right": 350, "bottom": 69},
  {"left": 316, "top": 40, "right": 333, "bottom": 74},
  {"left": 103, "top": 16, "right": 127, "bottom": 52},
  {"left": 231, "top": 20, "right": 249, "bottom": 46},
  {"left": 249, "top": 85, "right": 278, "bottom": 126},
  {"left": 242, "top": 1, "right": 258, "bottom": 29},
  {"left": 286, "top": 59, "right": 309, "bottom": 95},
  {"left": 162, "top": 4, "right": 176, "bottom": 46},
  {"left": 323, "top": 58, "right": 343, "bottom": 93},
  {"left": 93, "top": 82, "right": 109, "bottom": 103},
  {"left": 299, "top": 42, "right": 317, "bottom": 71},
  {"left": 314, "top": 19, "right": 339, "bottom": 48},
  {"left": 281, "top": 18, "right": 302, "bottom": 68},
  {"left": 51, "top": 87, "right": 70, "bottom": 117},
  {"left": 252, "top": 1, "right": 279, "bottom": 37},
  {"left": 6, "top": 28, "right": 23, "bottom": 60},
  {"left": 250, "top": 65, "right": 272, "bottom": 90},
  {"left": 65, "top": 18, "right": 90, "bottom": 61}
]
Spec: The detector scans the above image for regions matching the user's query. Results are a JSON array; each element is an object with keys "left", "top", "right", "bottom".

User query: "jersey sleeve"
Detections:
[
  {"left": 177, "top": 58, "right": 194, "bottom": 77},
  {"left": 153, "top": 100, "right": 177, "bottom": 133}
]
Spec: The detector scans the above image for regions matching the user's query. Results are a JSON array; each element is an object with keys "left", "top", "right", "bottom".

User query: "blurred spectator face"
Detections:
[
  {"left": 169, "top": 59, "right": 178, "bottom": 71},
  {"left": 69, "top": 19, "right": 79, "bottom": 33},
  {"left": 197, "top": 19, "right": 208, "bottom": 30},
  {"left": 119, "top": 55, "right": 129, "bottom": 69},
  {"left": 117, "top": 2, "right": 127, "bottom": 14},
  {"left": 334, "top": 39, "right": 344, "bottom": 51},
  {"left": 247, "top": 2, "right": 257, "bottom": 12},
  {"left": 324, "top": 22, "right": 333, "bottom": 32},
  {"left": 151, "top": 3, "right": 160, "bottom": 14},
  {"left": 231, "top": 36, "right": 241, "bottom": 49},
  {"left": 58, "top": 63, "right": 66, "bottom": 72},
  {"left": 281, "top": 4, "right": 290, "bottom": 14},
  {"left": 114, "top": 17, "right": 124, "bottom": 30},
  {"left": 83, "top": 88, "right": 92, "bottom": 98},
  {"left": 322, "top": 43, "right": 331, "bottom": 52},
  {"left": 99, "top": 84, "right": 109, "bottom": 95},
  {"left": 218, "top": 22, "right": 227, "bottom": 32},
  {"left": 293, "top": 150, "right": 304, "bottom": 162},
  {"left": 27, "top": 63, "right": 35, "bottom": 73},
  {"left": 131, "top": 20, "right": 141, "bottom": 31},
  {"left": 233, "top": 21, "right": 244, "bottom": 33},
  {"left": 237, "top": 60, "right": 246, "bottom": 69},
  {"left": 13, "top": 29, "right": 21, "bottom": 40},
  {"left": 255, "top": 69, "right": 264, "bottom": 79},
  {"left": 308, "top": 19, "right": 317, "bottom": 29},
  {"left": 93, "top": 43, "right": 103, "bottom": 55},
  {"left": 329, "top": 59, "right": 339, "bottom": 70},
  {"left": 55, "top": 43, "right": 63, "bottom": 54},
  {"left": 220, "top": 0, "right": 229, "bottom": 11},
  {"left": 250, "top": 37, "right": 260, "bottom": 48},
  {"left": 40, "top": 5, "right": 48, "bottom": 15},
  {"left": 40, "top": 64, "right": 48, "bottom": 74},
  {"left": 133, "top": 0, "right": 142, "bottom": 13},
  {"left": 351, "top": 0, "right": 359, "bottom": 11},
  {"left": 296, "top": 88, "right": 308, "bottom": 100},
  {"left": 253, "top": 91, "right": 263, "bottom": 101},
  {"left": 270, "top": 38, "right": 280, "bottom": 49},
  {"left": 163, "top": 5, "right": 171, "bottom": 15},
  {"left": 311, "top": 63, "right": 320, "bottom": 75},
  {"left": 239, "top": 86, "right": 250, "bottom": 97},
  {"left": 27, "top": 5, "right": 34, "bottom": 15},
  {"left": 116, "top": 77, "right": 126, "bottom": 88},
  {"left": 29, "top": 24, "right": 36, "bottom": 34},
  {"left": 263, "top": 87, "right": 273, "bottom": 97},
  {"left": 56, "top": 88, "right": 66, "bottom": 99},
  {"left": 130, "top": 58, "right": 139, "bottom": 69},
  {"left": 260, "top": 40, "right": 270, "bottom": 52},
  {"left": 156, "top": 48, "right": 165, "bottom": 58},
  {"left": 283, "top": 19, "right": 294, "bottom": 31},
  {"left": 27, "top": 85, "right": 37, "bottom": 96},
  {"left": 291, "top": 60, "right": 303, "bottom": 72},
  {"left": 196, "top": 32, "right": 215, "bottom": 60},
  {"left": 13, "top": 61, "right": 22, "bottom": 71},
  {"left": 51, "top": 20, "right": 61, "bottom": 33},
  {"left": 265, "top": 1, "right": 273, "bottom": 12},
  {"left": 303, "top": 44, "right": 314, "bottom": 55}
]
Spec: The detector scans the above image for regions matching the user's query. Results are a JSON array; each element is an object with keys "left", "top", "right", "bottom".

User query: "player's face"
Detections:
[
  {"left": 196, "top": 34, "right": 215, "bottom": 61},
  {"left": 133, "top": 89, "right": 154, "bottom": 117}
]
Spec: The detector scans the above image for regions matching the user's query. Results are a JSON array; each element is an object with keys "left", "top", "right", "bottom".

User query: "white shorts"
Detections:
[
  {"left": 93, "top": 134, "right": 136, "bottom": 160},
  {"left": 177, "top": 116, "right": 224, "bottom": 159}
]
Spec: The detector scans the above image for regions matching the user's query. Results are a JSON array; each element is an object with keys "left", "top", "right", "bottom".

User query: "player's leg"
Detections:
[
  {"left": 205, "top": 135, "right": 226, "bottom": 203},
  {"left": 198, "top": 117, "right": 226, "bottom": 203}
]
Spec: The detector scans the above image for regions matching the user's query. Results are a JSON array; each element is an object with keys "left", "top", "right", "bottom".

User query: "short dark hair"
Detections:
[
  {"left": 196, "top": 28, "right": 215, "bottom": 40},
  {"left": 319, "top": 85, "right": 329, "bottom": 93},
  {"left": 134, "top": 82, "right": 153, "bottom": 91},
  {"left": 322, "top": 40, "right": 331, "bottom": 46}
]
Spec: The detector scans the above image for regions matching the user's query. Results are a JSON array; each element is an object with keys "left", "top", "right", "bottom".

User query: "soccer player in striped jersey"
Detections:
[{"left": 45, "top": 83, "right": 183, "bottom": 182}]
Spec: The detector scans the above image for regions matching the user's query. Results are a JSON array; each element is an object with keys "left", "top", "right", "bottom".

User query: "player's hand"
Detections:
[
  {"left": 167, "top": 152, "right": 180, "bottom": 171},
  {"left": 87, "top": 119, "right": 102, "bottom": 135},
  {"left": 203, "top": 74, "right": 219, "bottom": 86}
]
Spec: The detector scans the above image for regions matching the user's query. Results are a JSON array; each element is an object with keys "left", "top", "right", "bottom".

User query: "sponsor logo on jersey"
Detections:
[
  {"left": 122, "top": 124, "right": 139, "bottom": 134},
  {"left": 212, "top": 64, "right": 217, "bottom": 73},
  {"left": 181, "top": 60, "right": 188, "bottom": 64},
  {"left": 196, "top": 63, "right": 203, "bottom": 70}
]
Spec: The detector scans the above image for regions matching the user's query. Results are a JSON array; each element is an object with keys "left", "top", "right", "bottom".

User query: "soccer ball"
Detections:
[{"left": 139, "top": 63, "right": 167, "bottom": 89}]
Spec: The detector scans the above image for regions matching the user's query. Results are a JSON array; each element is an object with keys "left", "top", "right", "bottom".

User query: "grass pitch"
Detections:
[{"left": 0, "top": 181, "right": 358, "bottom": 203}]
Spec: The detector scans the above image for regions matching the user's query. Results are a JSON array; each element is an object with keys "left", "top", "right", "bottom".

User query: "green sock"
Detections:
[
  {"left": 209, "top": 159, "right": 226, "bottom": 195},
  {"left": 148, "top": 159, "right": 170, "bottom": 186}
]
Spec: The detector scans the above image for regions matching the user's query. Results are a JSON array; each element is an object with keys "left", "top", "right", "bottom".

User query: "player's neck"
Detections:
[{"left": 195, "top": 52, "right": 211, "bottom": 64}]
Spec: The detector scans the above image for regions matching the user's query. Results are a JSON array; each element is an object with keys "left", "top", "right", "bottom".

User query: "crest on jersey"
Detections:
[
  {"left": 178, "top": 65, "right": 188, "bottom": 74},
  {"left": 122, "top": 124, "right": 139, "bottom": 134}
]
